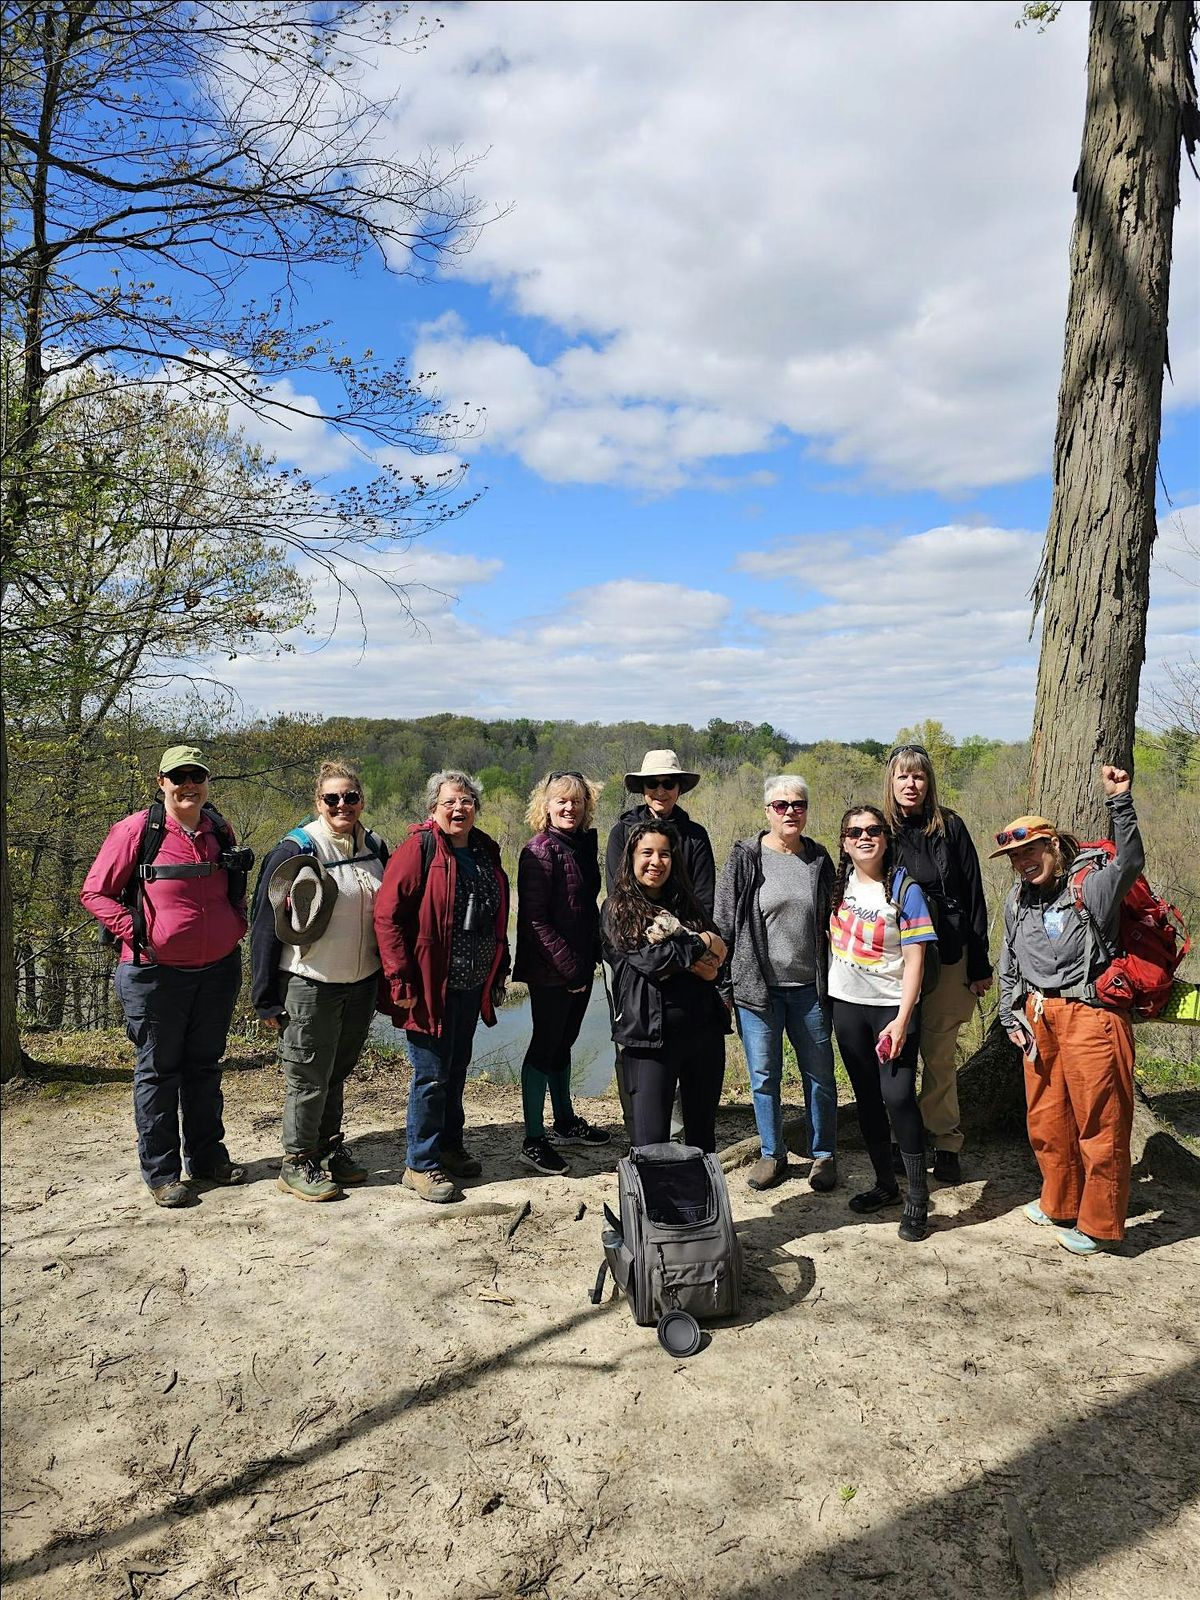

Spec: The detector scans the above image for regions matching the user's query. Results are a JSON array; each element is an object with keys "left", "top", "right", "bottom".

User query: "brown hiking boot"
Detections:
[
  {"left": 438, "top": 1146, "right": 482, "bottom": 1179},
  {"left": 747, "top": 1155, "right": 788, "bottom": 1191},
  {"left": 150, "top": 1180, "right": 196, "bottom": 1209},
  {"left": 809, "top": 1156, "right": 838, "bottom": 1193},
  {"left": 402, "top": 1166, "right": 459, "bottom": 1204}
]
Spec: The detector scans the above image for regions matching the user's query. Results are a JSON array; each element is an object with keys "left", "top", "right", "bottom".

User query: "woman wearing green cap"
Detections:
[{"left": 81, "top": 746, "right": 249, "bottom": 1208}]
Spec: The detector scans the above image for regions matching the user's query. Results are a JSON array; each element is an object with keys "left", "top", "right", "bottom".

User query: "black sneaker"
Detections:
[
  {"left": 849, "top": 1183, "right": 901, "bottom": 1215},
  {"left": 899, "top": 1201, "right": 930, "bottom": 1242},
  {"left": 548, "top": 1117, "right": 611, "bottom": 1147},
  {"left": 521, "top": 1137, "right": 569, "bottom": 1175},
  {"left": 932, "top": 1149, "right": 963, "bottom": 1185}
]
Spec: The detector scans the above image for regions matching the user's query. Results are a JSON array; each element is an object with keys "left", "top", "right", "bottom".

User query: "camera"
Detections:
[{"left": 218, "top": 846, "right": 256, "bottom": 873}]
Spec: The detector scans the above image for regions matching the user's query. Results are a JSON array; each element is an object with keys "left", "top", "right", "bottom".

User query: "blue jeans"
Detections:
[
  {"left": 737, "top": 985, "right": 836, "bottom": 1162},
  {"left": 404, "top": 985, "right": 483, "bottom": 1171},
  {"left": 114, "top": 948, "right": 242, "bottom": 1187}
]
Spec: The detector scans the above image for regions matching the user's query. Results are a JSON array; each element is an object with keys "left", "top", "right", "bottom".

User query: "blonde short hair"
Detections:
[{"left": 525, "top": 771, "right": 602, "bottom": 832}]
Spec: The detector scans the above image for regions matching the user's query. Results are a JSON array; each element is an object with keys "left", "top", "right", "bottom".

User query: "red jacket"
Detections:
[
  {"left": 373, "top": 821, "right": 510, "bottom": 1036},
  {"left": 81, "top": 808, "right": 246, "bottom": 968}
]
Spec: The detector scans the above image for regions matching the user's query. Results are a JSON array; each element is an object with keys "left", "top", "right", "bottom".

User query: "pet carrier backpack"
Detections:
[{"left": 591, "top": 1143, "right": 742, "bottom": 1327}]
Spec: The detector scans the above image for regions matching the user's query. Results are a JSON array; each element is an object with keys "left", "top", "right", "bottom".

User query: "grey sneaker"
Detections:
[
  {"left": 747, "top": 1155, "right": 787, "bottom": 1191},
  {"left": 278, "top": 1155, "right": 341, "bottom": 1202},
  {"left": 402, "top": 1167, "right": 459, "bottom": 1204}
]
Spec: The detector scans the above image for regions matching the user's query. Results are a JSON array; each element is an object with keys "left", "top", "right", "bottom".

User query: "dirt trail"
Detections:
[{"left": 2, "top": 1062, "right": 1198, "bottom": 1600}]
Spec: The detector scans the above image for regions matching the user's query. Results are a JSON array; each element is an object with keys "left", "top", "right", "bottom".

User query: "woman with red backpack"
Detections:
[{"left": 995, "top": 765, "right": 1143, "bottom": 1256}]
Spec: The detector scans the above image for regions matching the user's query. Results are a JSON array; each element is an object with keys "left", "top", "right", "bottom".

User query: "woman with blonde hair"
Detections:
[
  {"left": 514, "top": 771, "right": 610, "bottom": 1174},
  {"left": 251, "top": 760, "right": 389, "bottom": 1201},
  {"left": 883, "top": 741, "right": 992, "bottom": 1184}
]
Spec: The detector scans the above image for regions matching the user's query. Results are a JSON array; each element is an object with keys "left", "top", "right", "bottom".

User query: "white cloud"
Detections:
[
  {"left": 210, "top": 510, "right": 1197, "bottom": 740},
  {"left": 364, "top": 1, "right": 1198, "bottom": 492}
]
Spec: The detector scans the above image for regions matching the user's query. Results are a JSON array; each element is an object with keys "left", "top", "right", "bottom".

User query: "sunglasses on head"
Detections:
[
  {"left": 844, "top": 824, "right": 885, "bottom": 840},
  {"left": 888, "top": 743, "right": 930, "bottom": 762},
  {"left": 322, "top": 791, "right": 361, "bottom": 807},
  {"left": 167, "top": 768, "right": 208, "bottom": 784},
  {"left": 549, "top": 770, "right": 585, "bottom": 784},
  {"left": 768, "top": 798, "right": 808, "bottom": 814},
  {"left": 995, "top": 826, "right": 1047, "bottom": 847},
  {"left": 645, "top": 777, "right": 680, "bottom": 790}
]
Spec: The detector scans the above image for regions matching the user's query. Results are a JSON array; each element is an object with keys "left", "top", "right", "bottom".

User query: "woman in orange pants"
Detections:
[{"left": 995, "top": 765, "right": 1143, "bottom": 1256}]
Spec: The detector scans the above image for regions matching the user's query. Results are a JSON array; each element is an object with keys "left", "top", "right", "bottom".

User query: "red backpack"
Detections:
[{"left": 1069, "top": 842, "right": 1191, "bottom": 1018}]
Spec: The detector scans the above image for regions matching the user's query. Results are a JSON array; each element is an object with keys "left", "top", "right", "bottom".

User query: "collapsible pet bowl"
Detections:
[{"left": 656, "top": 1310, "right": 702, "bottom": 1357}]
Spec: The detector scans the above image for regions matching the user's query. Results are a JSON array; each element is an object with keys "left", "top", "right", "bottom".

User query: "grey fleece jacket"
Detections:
[
  {"left": 713, "top": 832, "right": 834, "bottom": 1014},
  {"left": 998, "top": 792, "right": 1144, "bottom": 1028}
]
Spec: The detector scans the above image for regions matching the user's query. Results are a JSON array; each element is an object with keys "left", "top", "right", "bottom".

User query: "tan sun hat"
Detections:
[
  {"left": 267, "top": 854, "right": 339, "bottom": 946},
  {"left": 989, "top": 815, "right": 1057, "bottom": 858},
  {"left": 623, "top": 749, "right": 700, "bottom": 793}
]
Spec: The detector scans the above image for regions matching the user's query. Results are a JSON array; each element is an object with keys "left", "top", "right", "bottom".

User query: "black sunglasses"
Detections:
[
  {"left": 166, "top": 768, "right": 208, "bottom": 783},
  {"left": 645, "top": 777, "right": 680, "bottom": 790},
  {"left": 844, "top": 824, "right": 886, "bottom": 840},
  {"left": 322, "top": 791, "right": 361, "bottom": 807},
  {"left": 549, "top": 770, "right": 585, "bottom": 784},
  {"left": 888, "top": 743, "right": 930, "bottom": 762}
]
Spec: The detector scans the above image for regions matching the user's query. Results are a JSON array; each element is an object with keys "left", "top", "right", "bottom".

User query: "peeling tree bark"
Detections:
[{"left": 1029, "top": 0, "right": 1197, "bottom": 834}]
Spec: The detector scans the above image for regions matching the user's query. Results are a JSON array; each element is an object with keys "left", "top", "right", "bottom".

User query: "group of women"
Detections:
[{"left": 241, "top": 745, "right": 1144, "bottom": 1257}]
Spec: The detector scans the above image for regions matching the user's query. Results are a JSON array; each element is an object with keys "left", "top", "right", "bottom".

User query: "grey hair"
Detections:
[
  {"left": 425, "top": 769, "right": 484, "bottom": 814},
  {"left": 763, "top": 774, "right": 809, "bottom": 805}
]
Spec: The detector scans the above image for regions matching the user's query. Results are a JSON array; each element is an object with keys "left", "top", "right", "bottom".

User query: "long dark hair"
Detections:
[
  {"left": 832, "top": 805, "right": 897, "bottom": 911},
  {"left": 604, "top": 821, "right": 709, "bottom": 950}
]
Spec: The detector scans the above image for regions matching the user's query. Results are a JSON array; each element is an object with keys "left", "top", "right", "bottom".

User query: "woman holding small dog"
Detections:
[
  {"left": 602, "top": 820, "right": 728, "bottom": 1152},
  {"left": 251, "top": 761, "right": 388, "bottom": 1201}
]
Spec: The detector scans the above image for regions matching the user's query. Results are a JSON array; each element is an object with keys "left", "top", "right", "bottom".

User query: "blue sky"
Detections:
[{"left": 212, "top": 0, "right": 1199, "bottom": 743}]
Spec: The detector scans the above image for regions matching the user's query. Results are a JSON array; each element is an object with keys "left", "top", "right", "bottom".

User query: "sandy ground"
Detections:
[{"left": 2, "top": 1056, "right": 1199, "bottom": 1600}]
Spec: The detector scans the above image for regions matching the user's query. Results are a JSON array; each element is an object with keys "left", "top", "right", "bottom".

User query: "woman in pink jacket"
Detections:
[{"left": 81, "top": 746, "right": 248, "bottom": 1209}]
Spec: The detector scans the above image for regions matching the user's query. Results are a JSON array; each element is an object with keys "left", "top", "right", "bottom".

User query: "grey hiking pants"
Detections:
[{"left": 280, "top": 971, "right": 378, "bottom": 1154}]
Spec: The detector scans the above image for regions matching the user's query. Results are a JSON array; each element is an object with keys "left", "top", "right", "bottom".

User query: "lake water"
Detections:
[{"left": 371, "top": 983, "right": 618, "bottom": 1098}]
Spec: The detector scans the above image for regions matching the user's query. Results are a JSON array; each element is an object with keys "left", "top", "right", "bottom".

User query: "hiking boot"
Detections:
[
  {"left": 549, "top": 1116, "right": 611, "bottom": 1147},
  {"left": 898, "top": 1200, "right": 930, "bottom": 1243},
  {"left": 402, "top": 1166, "right": 459, "bottom": 1203},
  {"left": 808, "top": 1156, "right": 838, "bottom": 1193},
  {"left": 189, "top": 1158, "right": 247, "bottom": 1186},
  {"left": 521, "top": 1137, "right": 569, "bottom": 1176},
  {"left": 150, "top": 1180, "right": 196, "bottom": 1209},
  {"left": 439, "top": 1145, "right": 482, "bottom": 1179},
  {"left": 322, "top": 1135, "right": 368, "bottom": 1186},
  {"left": 278, "top": 1155, "right": 341, "bottom": 1202},
  {"left": 747, "top": 1155, "right": 787, "bottom": 1191},
  {"left": 932, "top": 1149, "right": 962, "bottom": 1185},
  {"left": 848, "top": 1183, "right": 901, "bottom": 1215}
]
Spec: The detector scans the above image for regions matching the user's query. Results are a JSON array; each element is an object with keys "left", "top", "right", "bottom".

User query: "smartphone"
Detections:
[{"left": 875, "top": 1033, "right": 893, "bottom": 1062}]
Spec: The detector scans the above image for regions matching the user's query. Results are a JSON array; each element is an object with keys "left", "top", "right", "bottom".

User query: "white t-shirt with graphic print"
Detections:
[{"left": 827, "top": 869, "right": 936, "bottom": 1007}]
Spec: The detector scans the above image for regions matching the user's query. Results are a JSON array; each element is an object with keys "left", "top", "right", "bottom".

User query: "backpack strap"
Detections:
[{"left": 128, "top": 801, "right": 167, "bottom": 964}]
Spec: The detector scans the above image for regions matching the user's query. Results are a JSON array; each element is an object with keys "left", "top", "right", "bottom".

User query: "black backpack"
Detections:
[{"left": 97, "top": 799, "right": 251, "bottom": 964}]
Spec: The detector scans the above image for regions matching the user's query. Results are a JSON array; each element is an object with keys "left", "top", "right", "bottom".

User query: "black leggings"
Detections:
[
  {"left": 619, "top": 1029, "right": 725, "bottom": 1153},
  {"left": 832, "top": 1001, "right": 924, "bottom": 1175}
]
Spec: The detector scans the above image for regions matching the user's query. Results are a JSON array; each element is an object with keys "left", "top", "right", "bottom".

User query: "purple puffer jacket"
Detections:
[{"left": 513, "top": 828, "right": 602, "bottom": 988}]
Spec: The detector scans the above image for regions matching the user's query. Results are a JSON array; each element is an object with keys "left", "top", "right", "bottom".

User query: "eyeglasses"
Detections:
[
  {"left": 166, "top": 768, "right": 208, "bottom": 784},
  {"left": 322, "top": 791, "right": 361, "bottom": 807},
  {"left": 438, "top": 795, "right": 477, "bottom": 809},
  {"left": 994, "top": 826, "right": 1047, "bottom": 847},
  {"left": 645, "top": 777, "right": 680, "bottom": 791},
  {"left": 844, "top": 824, "right": 886, "bottom": 840},
  {"left": 768, "top": 799, "right": 808, "bottom": 814},
  {"left": 888, "top": 743, "right": 929, "bottom": 762}
]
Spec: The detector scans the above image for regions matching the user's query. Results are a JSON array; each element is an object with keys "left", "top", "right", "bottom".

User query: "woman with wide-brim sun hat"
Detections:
[
  {"left": 995, "top": 765, "right": 1144, "bottom": 1257},
  {"left": 374, "top": 770, "right": 510, "bottom": 1204},
  {"left": 714, "top": 774, "right": 838, "bottom": 1194},
  {"left": 604, "top": 750, "right": 715, "bottom": 915},
  {"left": 828, "top": 805, "right": 939, "bottom": 1243},
  {"left": 513, "top": 770, "right": 610, "bottom": 1176},
  {"left": 883, "top": 741, "right": 993, "bottom": 1185},
  {"left": 251, "top": 760, "right": 388, "bottom": 1202}
]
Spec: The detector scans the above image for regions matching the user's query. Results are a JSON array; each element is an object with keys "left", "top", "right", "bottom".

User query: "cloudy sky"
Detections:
[{"left": 218, "top": 0, "right": 1198, "bottom": 743}]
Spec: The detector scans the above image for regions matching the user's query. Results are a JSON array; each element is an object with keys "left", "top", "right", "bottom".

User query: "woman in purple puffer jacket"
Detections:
[{"left": 514, "top": 771, "right": 611, "bottom": 1176}]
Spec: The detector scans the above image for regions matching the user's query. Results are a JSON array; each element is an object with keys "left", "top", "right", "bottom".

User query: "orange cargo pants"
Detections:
[{"left": 1022, "top": 996, "right": 1134, "bottom": 1241}]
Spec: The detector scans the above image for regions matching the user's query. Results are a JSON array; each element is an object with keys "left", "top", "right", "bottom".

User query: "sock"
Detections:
[
  {"left": 901, "top": 1150, "right": 929, "bottom": 1210},
  {"left": 521, "top": 1064, "right": 549, "bottom": 1141},
  {"left": 547, "top": 1067, "right": 575, "bottom": 1130}
]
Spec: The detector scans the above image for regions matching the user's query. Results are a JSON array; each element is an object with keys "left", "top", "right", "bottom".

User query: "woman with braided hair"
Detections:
[{"left": 827, "top": 805, "right": 938, "bottom": 1242}]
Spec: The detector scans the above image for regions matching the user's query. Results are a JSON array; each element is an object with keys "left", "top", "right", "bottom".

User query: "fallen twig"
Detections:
[{"left": 506, "top": 1200, "right": 532, "bottom": 1242}]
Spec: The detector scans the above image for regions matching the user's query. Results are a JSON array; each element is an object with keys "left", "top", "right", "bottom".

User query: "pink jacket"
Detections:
[{"left": 81, "top": 809, "right": 247, "bottom": 968}]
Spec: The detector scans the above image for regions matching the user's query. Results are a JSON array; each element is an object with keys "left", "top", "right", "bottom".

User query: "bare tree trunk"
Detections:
[
  {"left": 0, "top": 698, "right": 30, "bottom": 1079},
  {"left": 1028, "top": 0, "right": 1197, "bottom": 833}
]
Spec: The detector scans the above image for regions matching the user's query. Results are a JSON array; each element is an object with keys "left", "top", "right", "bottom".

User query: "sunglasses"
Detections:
[
  {"left": 994, "top": 826, "right": 1048, "bottom": 847},
  {"left": 645, "top": 777, "right": 680, "bottom": 790},
  {"left": 844, "top": 824, "right": 886, "bottom": 840},
  {"left": 166, "top": 768, "right": 208, "bottom": 784},
  {"left": 549, "top": 770, "right": 585, "bottom": 784},
  {"left": 768, "top": 799, "right": 808, "bottom": 814},
  {"left": 322, "top": 791, "right": 361, "bottom": 807},
  {"left": 888, "top": 743, "right": 929, "bottom": 762}
]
